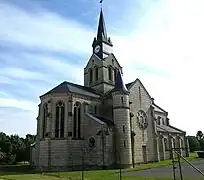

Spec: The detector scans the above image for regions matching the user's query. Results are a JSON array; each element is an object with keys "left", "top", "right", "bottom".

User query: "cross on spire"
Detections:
[{"left": 99, "top": 0, "right": 103, "bottom": 9}]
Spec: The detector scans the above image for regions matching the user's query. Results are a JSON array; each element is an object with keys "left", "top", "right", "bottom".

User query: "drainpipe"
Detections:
[{"left": 101, "top": 125, "right": 105, "bottom": 168}]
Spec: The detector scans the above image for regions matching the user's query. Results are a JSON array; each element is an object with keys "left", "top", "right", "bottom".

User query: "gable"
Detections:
[
  {"left": 84, "top": 54, "right": 103, "bottom": 73},
  {"left": 127, "top": 78, "right": 152, "bottom": 99},
  {"left": 103, "top": 53, "right": 122, "bottom": 69}
]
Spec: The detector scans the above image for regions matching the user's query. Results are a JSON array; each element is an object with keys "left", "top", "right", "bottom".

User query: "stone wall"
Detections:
[
  {"left": 83, "top": 113, "right": 114, "bottom": 166},
  {"left": 84, "top": 53, "right": 122, "bottom": 94},
  {"left": 101, "top": 98, "right": 113, "bottom": 121},
  {"left": 39, "top": 140, "right": 49, "bottom": 166},
  {"left": 129, "top": 80, "right": 158, "bottom": 164},
  {"left": 50, "top": 139, "right": 69, "bottom": 166}
]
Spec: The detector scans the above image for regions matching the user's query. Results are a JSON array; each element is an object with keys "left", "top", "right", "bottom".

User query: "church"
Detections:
[{"left": 31, "top": 9, "right": 190, "bottom": 170}]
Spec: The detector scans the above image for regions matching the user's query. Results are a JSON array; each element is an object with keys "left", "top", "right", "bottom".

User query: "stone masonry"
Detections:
[{"left": 31, "top": 9, "right": 190, "bottom": 170}]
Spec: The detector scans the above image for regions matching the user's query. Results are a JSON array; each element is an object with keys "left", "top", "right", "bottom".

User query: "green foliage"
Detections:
[
  {"left": 187, "top": 136, "right": 200, "bottom": 152},
  {"left": 196, "top": 130, "right": 204, "bottom": 141},
  {"left": 0, "top": 132, "right": 36, "bottom": 165},
  {"left": 195, "top": 130, "right": 204, "bottom": 151}
]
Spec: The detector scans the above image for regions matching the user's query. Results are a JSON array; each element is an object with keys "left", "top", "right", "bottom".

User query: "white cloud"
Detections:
[
  {"left": 0, "top": 67, "right": 51, "bottom": 81},
  {"left": 1, "top": 0, "right": 204, "bottom": 136},
  {"left": 0, "top": 2, "right": 94, "bottom": 54},
  {"left": 0, "top": 107, "right": 37, "bottom": 137},
  {"left": 0, "top": 97, "right": 37, "bottom": 111},
  {"left": 24, "top": 53, "right": 85, "bottom": 84},
  {"left": 112, "top": 0, "right": 204, "bottom": 135}
]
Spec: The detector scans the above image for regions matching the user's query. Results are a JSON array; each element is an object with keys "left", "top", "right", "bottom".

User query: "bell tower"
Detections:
[
  {"left": 92, "top": 9, "right": 113, "bottom": 59},
  {"left": 84, "top": 8, "right": 122, "bottom": 94}
]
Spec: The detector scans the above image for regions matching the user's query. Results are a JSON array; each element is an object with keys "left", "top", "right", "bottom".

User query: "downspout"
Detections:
[
  {"left": 102, "top": 124, "right": 105, "bottom": 168},
  {"left": 130, "top": 111, "right": 135, "bottom": 168}
]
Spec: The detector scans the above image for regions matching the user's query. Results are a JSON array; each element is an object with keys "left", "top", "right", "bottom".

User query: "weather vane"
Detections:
[{"left": 99, "top": 0, "right": 103, "bottom": 8}]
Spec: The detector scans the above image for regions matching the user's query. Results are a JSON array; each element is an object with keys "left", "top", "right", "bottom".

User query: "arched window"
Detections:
[
  {"left": 94, "top": 105, "right": 97, "bottom": 114},
  {"left": 89, "top": 69, "right": 93, "bottom": 84},
  {"left": 55, "top": 101, "right": 65, "bottom": 138},
  {"left": 121, "top": 96, "right": 124, "bottom": 104},
  {"left": 162, "top": 118, "right": 165, "bottom": 125},
  {"left": 114, "top": 68, "right": 118, "bottom": 81},
  {"left": 108, "top": 66, "right": 112, "bottom": 81},
  {"left": 73, "top": 102, "right": 81, "bottom": 138},
  {"left": 139, "top": 86, "right": 141, "bottom": 108},
  {"left": 95, "top": 67, "right": 99, "bottom": 81},
  {"left": 42, "top": 103, "right": 48, "bottom": 138},
  {"left": 89, "top": 137, "right": 96, "bottom": 148},
  {"left": 173, "top": 138, "right": 176, "bottom": 148},
  {"left": 180, "top": 139, "right": 184, "bottom": 149},
  {"left": 164, "top": 138, "right": 168, "bottom": 151},
  {"left": 123, "top": 125, "right": 125, "bottom": 133},
  {"left": 157, "top": 116, "right": 161, "bottom": 125}
]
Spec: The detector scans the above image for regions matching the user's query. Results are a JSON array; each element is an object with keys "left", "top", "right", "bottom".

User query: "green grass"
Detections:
[
  {"left": 0, "top": 171, "right": 179, "bottom": 180},
  {"left": 124, "top": 152, "right": 199, "bottom": 172},
  {"left": 1, "top": 171, "right": 204, "bottom": 180},
  {"left": 0, "top": 153, "right": 202, "bottom": 180}
]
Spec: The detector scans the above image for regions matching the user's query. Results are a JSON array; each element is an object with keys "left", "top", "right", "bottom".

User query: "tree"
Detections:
[
  {"left": 0, "top": 132, "right": 11, "bottom": 153},
  {"left": 195, "top": 130, "right": 204, "bottom": 151},
  {"left": 196, "top": 130, "right": 203, "bottom": 141},
  {"left": 0, "top": 132, "right": 36, "bottom": 165},
  {"left": 24, "top": 134, "right": 36, "bottom": 161},
  {"left": 187, "top": 136, "right": 200, "bottom": 152}
]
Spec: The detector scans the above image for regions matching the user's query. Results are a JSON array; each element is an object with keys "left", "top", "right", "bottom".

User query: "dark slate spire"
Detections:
[
  {"left": 92, "top": 8, "right": 113, "bottom": 59},
  {"left": 114, "top": 71, "right": 128, "bottom": 92},
  {"left": 97, "top": 9, "right": 107, "bottom": 41}
]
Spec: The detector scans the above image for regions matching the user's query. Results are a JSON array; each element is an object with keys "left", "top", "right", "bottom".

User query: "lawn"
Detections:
[
  {"left": 0, "top": 153, "right": 202, "bottom": 180},
  {"left": 124, "top": 152, "right": 200, "bottom": 172},
  {"left": 0, "top": 171, "right": 178, "bottom": 180}
]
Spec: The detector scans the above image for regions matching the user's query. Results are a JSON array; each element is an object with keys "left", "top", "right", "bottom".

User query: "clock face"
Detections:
[{"left": 94, "top": 45, "right": 100, "bottom": 53}]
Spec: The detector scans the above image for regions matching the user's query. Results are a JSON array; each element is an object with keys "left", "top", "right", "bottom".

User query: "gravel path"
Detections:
[{"left": 122, "top": 160, "right": 204, "bottom": 178}]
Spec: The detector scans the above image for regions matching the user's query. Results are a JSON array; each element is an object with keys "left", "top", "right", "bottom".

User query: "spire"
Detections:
[
  {"left": 92, "top": 5, "right": 113, "bottom": 59},
  {"left": 114, "top": 71, "right": 128, "bottom": 92},
  {"left": 97, "top": 9, "right": 107, "bottom": 41}
]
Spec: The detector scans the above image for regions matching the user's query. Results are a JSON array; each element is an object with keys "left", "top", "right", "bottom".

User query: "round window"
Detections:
[{"left": 89, "top": 137, "right": 96, "bottom": 148}]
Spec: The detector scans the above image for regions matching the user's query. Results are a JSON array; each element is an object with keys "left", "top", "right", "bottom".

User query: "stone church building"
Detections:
[{"left": 31, "top": 9, "right": 190, "bottom": 170}]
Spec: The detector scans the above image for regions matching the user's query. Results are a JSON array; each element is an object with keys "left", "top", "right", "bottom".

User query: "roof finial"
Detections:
[{"left": 99, "top": 0, "right": 103, "bottom": 9}]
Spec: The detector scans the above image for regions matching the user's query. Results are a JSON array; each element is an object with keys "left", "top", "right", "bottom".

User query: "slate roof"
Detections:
[
  {"left": 114, "top": 71, "right": 128, "bottom": 92},
  {"left": 125, "top": 81, "right": 134, "bottom": 90},
  {"left": 41, "top": 81, "right": 101, "bottom": 98},
  {"left": 96, "top": 116, "right": 114, "bottom": 126},
  {"left": 84, "top": 113, "right": 105, "bottom": 125},
  {"left": 97, "top": 9, "right": 107, "bottom": 42},
  {"left": 157, "top": 125, "right": 184, "bottom": 134}
]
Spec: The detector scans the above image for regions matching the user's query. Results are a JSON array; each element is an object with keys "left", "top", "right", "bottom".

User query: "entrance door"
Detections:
[{"left": 142, "top": 145, "right": 147, "bottom": 163}]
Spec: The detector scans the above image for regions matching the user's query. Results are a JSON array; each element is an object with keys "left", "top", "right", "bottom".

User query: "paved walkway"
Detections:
[{"left": 122, "top": 160, "right": 204, "bottom": 178}]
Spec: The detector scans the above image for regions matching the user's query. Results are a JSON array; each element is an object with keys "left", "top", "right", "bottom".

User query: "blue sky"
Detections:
[{"left": 1, "top": 0, "right": 204, "bottom": 137}]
